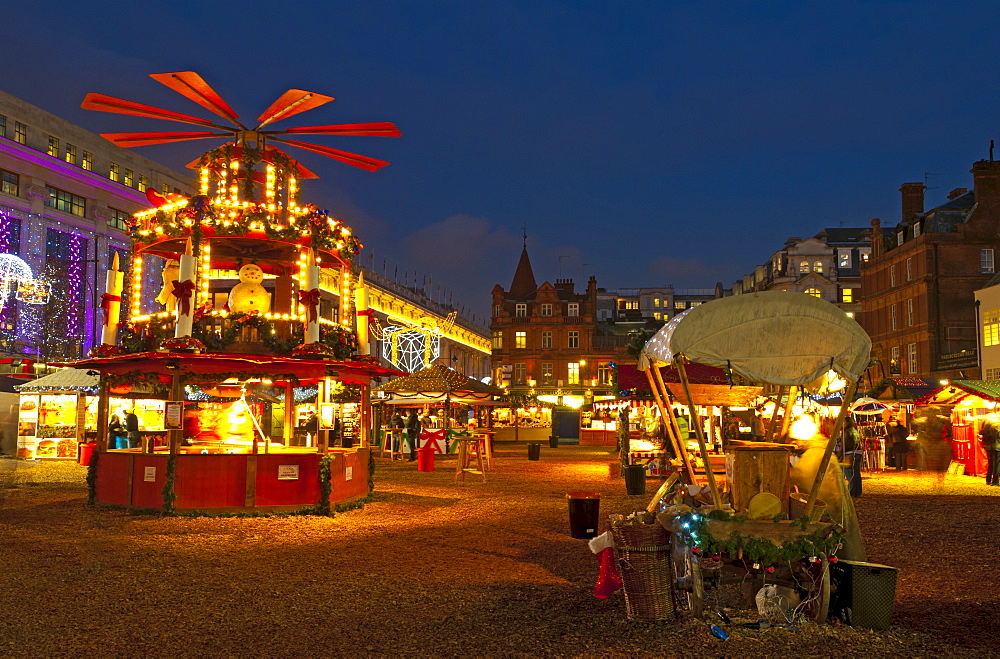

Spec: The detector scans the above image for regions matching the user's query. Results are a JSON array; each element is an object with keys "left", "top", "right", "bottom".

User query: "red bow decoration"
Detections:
[
  {"left": 356, "top": 308, "right": 375, "bottom": 340},
  {"left": 171, "top": 280, "right": 196, "bottom": 316},
  {"left": 298, "top": 288, "right": 321, "bottom": 323},
  {"left": 100, "top": 293, "right": 121, "bottom": 326}
]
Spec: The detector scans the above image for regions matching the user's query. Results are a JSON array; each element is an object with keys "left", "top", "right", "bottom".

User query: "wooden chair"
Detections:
[{"left": 455, "top": 436, "right": 486, "bottom": 483}]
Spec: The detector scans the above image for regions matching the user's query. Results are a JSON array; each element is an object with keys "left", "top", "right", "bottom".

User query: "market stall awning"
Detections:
[
  {"left": 641, "top": 291, "right": 872, "bottom": 386},
  {"left": 372, "top": 364, "right": 503, "bottom": 401},
  {"left": 914, "top": 380, "right": 1000, "bottom": 406},
  {"left": 14, "top": 369, "right": 99, "bottom": 393},
  {"left": 866, "top": 377, "right": 938, "bottom": 402}
]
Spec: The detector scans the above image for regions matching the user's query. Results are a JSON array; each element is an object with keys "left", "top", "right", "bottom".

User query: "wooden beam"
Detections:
[
  {"left": 675, "top": 355, "right": 724, "bottom": 510},
  {"left": 804, "top": 378, "right": 860, "bottom": 517}
]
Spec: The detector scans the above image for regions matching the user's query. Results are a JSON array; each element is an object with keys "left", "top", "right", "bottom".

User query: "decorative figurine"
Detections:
[{"left": 228, "top": 263, "right": 271, "bottom": 314}]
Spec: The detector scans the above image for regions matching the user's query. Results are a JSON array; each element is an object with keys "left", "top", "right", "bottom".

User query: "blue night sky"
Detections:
[{"left": 6, "top": 1, "right": 1000, "bottom": 322}]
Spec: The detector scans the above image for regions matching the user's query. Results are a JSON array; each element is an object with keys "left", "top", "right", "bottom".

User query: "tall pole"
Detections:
[
  {"left": 804, "top": 377, "right": 860, "bottom": 517},
  {"left": 676, "top": 354, "right": 724, "bottom": 510},
  {"left": 645, "top": 366, "right": 696, "bottom": 483}
]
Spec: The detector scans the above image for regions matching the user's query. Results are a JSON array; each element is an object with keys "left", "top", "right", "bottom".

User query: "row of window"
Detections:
[
  {"left": 508, "top": 362, "right": 613, "bottom": 386},
  {"left": 887, "top": 251, "right": 994, "bottom": 288},
  {"left": 493, "top": 330, "right": 581, "bottom": 349},
  {"left": 889, "top": 344, "right": 919, "bottom": 375},
  {"left": 500, "top": 302, "right": 580, "bottom": 317},
  {"left": 886, "top": 299, "right": 917, "bottom": 331},
  {"left": 1, "top": 167, "right": 131, "bottom": 228}
]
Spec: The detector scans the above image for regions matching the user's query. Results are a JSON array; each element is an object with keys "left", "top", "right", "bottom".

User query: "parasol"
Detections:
[{"left": 849, "top": 397, "right": 890, "bottom": 415}]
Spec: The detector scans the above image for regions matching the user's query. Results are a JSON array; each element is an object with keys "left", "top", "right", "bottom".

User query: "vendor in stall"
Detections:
[{"left": 124, "top": 409, "right": 140, "bottom": 449}]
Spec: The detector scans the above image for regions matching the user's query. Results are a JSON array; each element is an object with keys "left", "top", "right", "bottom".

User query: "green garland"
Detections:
[
  {"left": 368, "top": 448, "right": 376, "bottom": 494},
  {"left": 315, "top": 453, "right": 332, "bottom": 516},
  {"left": 86, "top": 450, "right": 99, "bottom": 506},
  {"left": 103, "top": 370, "right": 170, "bottom": 396},
  {"left": 676, "top": 509, "right": 845, "bottom": 565},
  {"left": 161, "top": 454, "right": 177, "bottom": 515}
]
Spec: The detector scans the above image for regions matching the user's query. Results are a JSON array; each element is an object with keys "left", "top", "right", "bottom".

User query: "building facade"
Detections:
[
  {"left": 861, "top": 161, "right": 1000, "bottom": 381},
  {"left": 0, "top": 91, "right": 193, "bottom": 364}
]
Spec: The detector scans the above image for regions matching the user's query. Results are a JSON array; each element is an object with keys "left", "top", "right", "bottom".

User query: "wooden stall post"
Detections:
[
  {"left": 95, "top": 380, "right": 110, "bottom": 452},
  {"left": 645, "top": 366, "right": 697, "bottom": 484},
  {"left": 169, "top": 371, "right": 183, "bottom": 455},
  {"left": 804, "top": 377, "right": 860, "bottom": 517},
  {"left": 675, "top": 354, "right": 724, "bottom": 510},
  {"left": 764, "top": 385, "right": 786, "bottom": 442},
  {"left": 778, "top": 385, "right": 798, "bottom": 440},
  {"left": 283, "top": 383, "right": 294, "bottom": 446}
]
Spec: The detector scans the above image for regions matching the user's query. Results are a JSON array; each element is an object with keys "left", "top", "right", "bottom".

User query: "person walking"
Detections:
[
  {"left": 842, "top": 417, "right": 863, "bottom": 498},
  {"left": 404, "top": 410, "right": 421, "bottom": 461},
  {"left": 979, "top": 417, "right": 1000, "bottom": 486},
  {"left": 888, "top": 419, "right": 910, "bottom": 471}
]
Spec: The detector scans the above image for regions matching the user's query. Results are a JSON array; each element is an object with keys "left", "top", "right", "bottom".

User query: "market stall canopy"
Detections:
[
  {"left": 372, "top": 364, "right": 503, "bottom": 402},
  {"left": 15, "top": 369, "right": 99, "bottom": 394},
  {"left": 866, "top": 376, "right": 938, "bottom": 402},
  {"left": 914, "top": 380, "right": 1000, "bottom": 406},
  {"left": 617, "top": 363, "right": 761, "bottom": 406},
  {"left": 640, "top": 291, "right": 872, "bottom": 386}
]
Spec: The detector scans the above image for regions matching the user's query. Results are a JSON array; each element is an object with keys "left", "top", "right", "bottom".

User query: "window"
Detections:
[
  {"left": 541, "top": 362, "right": 553, "bottom": 384},
  {"left": 675, "top": 301, "right": 687, "bottom": 310},
  {"left": 534, "top": 303, "right": 549, "bottom": 316},
  {"left": 907, "top": 343, "right": 917, "bottom": 374},
  {"left": 513, "top": 363, "right": 526, "bottom": 385},
  {"left": 907, "top": 299, "right": 914, "bottom": 326},
  {"left": 64, "top": 144, "right": 77, "bottom": 164},
  {"left": 493, "top": 305, "right": 502, "bottom": 317},
  {"left": 804, "top": 287, "right": 822, "bottom": 298},
  {"left": 841, "top": 288, "right": 853, "bottom": 303},
  {"left": 491, "top": 330, "right": 502, "bottom": 349},
  {"left": 654, "top": 298, "right": 661, "bottom": 307},
  {"left": 982, "top": 249, "right": 995, "bottom": 274},
  {"left": 896, "top": 230, "right": 904, "bottom": 246},
  {"left": 890, "top": 265, "right": 896, "bottom": 287},
  {"left": 620, "top": 300, "right": 638, "bottom": 310},
  {"left": 890, "top": 346, "right": 901, "bottom": 374},
  {"left": 690, "top": 301, "right": 702, "bottom": 307},
  {"left": 541, "top": 331, "right": 552, "bottom": 349},
  {"left": 14, "top": 122, "right": 26, "bottom": 144},
  {"left": 813, "top": 261, "right": 823, "bottom": 273},
  {"left": 597, "top": 362, "right": 611, "bottom": 385},
  {"left": 913, "top": 222, "right": 921, "bottom": 238},
  {"left": 891, "top": 304, "right": 897, "bottom": 330},
  {"left": 514, "top": 331, "right": 526, "bottom": 349},
  {"left": 838, "top": 250, "right": 851, "bottom": 268},
  {"left": 906, "top": 257, "right": 913, "bottom": 281},
  {"left": 1, "top": 169, "right": 17, "bottom": 196},
  {"left": 567, "top": 331, "right": 579, "bottom": 349},
  {"left": 161, "top": 183, "right": 171, "bottom": 195},
  {"left": 567, "top": 362, "right": 580, "bottom": 385},
  {"left": 515, "top": 303, "right": 526, "bottom": 317},
  {"left": 137, "top": 174, "right": 147, "bottom": 191},
  {"left": 799, "top": 260, "right": 809, "bottom": 273},
  {"left": 860, "top": 249, "right": 871, "bottom": 263},
  {"left": 0, "top": 114, "right": 5, "bottom": 138},
  {"left": 47, "top": 136, "right": 59, "bottom": 157},
  {"left": 82, "top": 151, "right": 93, "bottom": 171},
  {"left": 124, "top": 169, "right": 134, "bottom": 188},
  {"left": 45, "top": 186, "right": 85, "bottom": 217},
  {"left": 653, "top": 312, "right": 661, "bottom": 320},
  {"left": 984, "top": 321, "right": 1000, "bottom": 347},
  {"left": 845, "top": 312, "right": 855, "bottom": 319},
  {"left": 108, "top": 207, "right": 131, "bottom": 231},
  {"left": 568, "top": 302, "right": 579, "bottom": 316},
  {"left": 109, "top": 163, "right": 120, "bottom": 182}
]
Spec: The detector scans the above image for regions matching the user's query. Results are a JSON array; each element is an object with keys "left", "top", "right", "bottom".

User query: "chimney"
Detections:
[
  {"left": 948, "top": 187, "right": 968, "bottom": 199},
  {"left": 899, "top": 182, "right": 925, "bottom": 225},
  {"left": 971, "top": 160, "right": 1000, "bottom": 217},
  {"left": 870, "top": 218, "right": 883, "bottom": 259}
]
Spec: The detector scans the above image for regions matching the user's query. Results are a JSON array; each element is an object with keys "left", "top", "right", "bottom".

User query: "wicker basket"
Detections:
[
  {"left": 788, "top": 492, "right": 827, "bottom": 522},
  {"left": 611, "top": 524, "right": 674, "bottom": 621}
]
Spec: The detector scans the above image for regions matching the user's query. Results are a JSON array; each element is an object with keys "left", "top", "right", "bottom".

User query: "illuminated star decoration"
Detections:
[{"left": 81, "top": 71, "right": 400, "bottom": 173}]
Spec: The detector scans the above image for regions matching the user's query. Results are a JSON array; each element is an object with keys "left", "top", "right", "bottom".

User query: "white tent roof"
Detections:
[{"left": 641, "top": 291, "right": 871, "bottom": 386}]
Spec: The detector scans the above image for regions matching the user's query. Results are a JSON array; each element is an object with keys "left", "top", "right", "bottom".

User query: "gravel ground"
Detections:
[{"left": 1, "top": 433, "right": 998, "bottom": 658}]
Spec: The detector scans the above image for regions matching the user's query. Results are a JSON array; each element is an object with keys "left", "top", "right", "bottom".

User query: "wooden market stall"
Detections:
[{"left": 913, "top": 380, "right": 1000, "bottom": 477}]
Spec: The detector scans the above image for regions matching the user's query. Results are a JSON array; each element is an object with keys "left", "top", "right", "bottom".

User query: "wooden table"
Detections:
[
  {"left": 381, "top": 427, "right": 407, "bottom": 461},
  {"left": 455, "top": 437, "right": 486, "bottom": 483}
]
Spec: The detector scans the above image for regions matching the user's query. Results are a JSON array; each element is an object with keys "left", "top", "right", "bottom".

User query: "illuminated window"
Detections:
[
  {"left": 598, "top": 362, "right": 611, "bottom": 384},
  {"left": 984, "top": 322, "right": 1000, "bottom": 347},
  {"left": 841, "top": 288, "right": 853, "bottom": 303},
  {"left": 982, "top": 249, "right": 995, "bottom": 274},
  {"left": 813, "top": 261, "right": 823, "bottom": 273},
  {"left": 541, "top": 331, "right": 552, "bottom": 349},
  {"left": 514, "top": 363, "right": 526, "bottom": 385},
  {"left": 654, "top": 298, "right": 660, "bottom": 307},
  {"left": 891, "top": 304, "right": 897, "bottom": 330},
  {"left": 567, "top": 362, "right": 580, "bottom": 385},
  {"left": 860, "top": 249, "right": 871, "bottom": 263},
  {"left": 124, "top": 169, "right": 134, "bottom": 187},
  {"left": 64, "top": 144, "right": 76, "bottom": 164},
  {"left": 0, "top": 115, "right": 5, "bottom": 138},
  {"left": 161, "top": 183, "right": 171, "bottom": 195},
  {"left": 691, "top": 301, "right": 702, "bottom": 307},
  {"left": 515, "top": 303, "right": 526, "bottom": 317},
  {"left": 568, "top": 302, "right": 579, "bottom": 316},
  {"left": 82, "top": 151, "right": 93, "bottom": 171},
  {"left": 838, "top": 250, "right": 851, "bottom": 268},
  {"left": 541, "top": 362, "right": 553, "bottom": 384},
  {"left": 541, "top": 303, "right": 552, "bottom": 316},
  {"left": 653, "top": 312, "right": 661, "bottom": 320},
  {"left": 890, "top": 346, "right": 901, "bottom": 374},
  {"left": 1, "top": 169, "right": 17, "bottom": 196},
  {"left": 138, "top": 174, "right": 147, "bottom": 192},
  {"left": 907, "top": 343, "right": 917, "bottom": 374},
  {"left": 675, "top": 301, "right": 687, "bottom": 310},
  {"left": 47, "top": 136, "right": 59, "bottom": 157},
  {"left": 515, "top": 331, "right": 526, "bottom": 349},
  {"left": 108, "top": 207, "right": 130, "bottom": 231},
  {"left": 568, "top": 331, "right": 579, "bottom": 349},
  {"left": 491, "top": 331, "right": 502, "bottom": 349},
  {"left": 14, "top": 122, "right": 26, "bottom": 144},
  {"left": 845, "top": 312, "right": 855, "bottom": 318},
  {"left": 799, "top": 260, "right": 809, "bottom": 273},
  {"left": 804, "top": 287, "right": 822, "bottom": 298},
  {"left": 109, "top": 163, "right": 120, "bottom": 182},
  {"left": 45, "top": 186, "right": 85, "bottom": 217}
]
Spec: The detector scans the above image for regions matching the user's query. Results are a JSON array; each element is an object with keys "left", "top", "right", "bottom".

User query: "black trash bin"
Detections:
[
  {"left": 527, "top": 443, "right": 541, "bottom": 461},
  {"left": 623, "top": 464, "right": 646, "bottom": 495},
  {"left": 549, "top": 435, "right": 560, "bottom": 448},
  {"left": 567, "top": 491, "right": 601, "bottom": 539}
]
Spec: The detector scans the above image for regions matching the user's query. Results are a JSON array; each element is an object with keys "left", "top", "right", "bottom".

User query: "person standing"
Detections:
[
  {"left": 842, "top": 417, "right": 863, "bottom": 498},
  {"left": 108, "top": 414, "right": 124, "bottom": 450},
  {"left": 751, "top": 407, "right": 765, "bottom": 441},
  {"left": 979, "top": 417, "right": 1000, "bottom": 486},
  {"left": 390, "top": 410, "right": 405, "bottom": 453},
  {"left": 124, "top": 409, "right": 141, "bottom": 449},
  {"left": 888, "top": 419, "right": 910, "bottom": 471},
  {"left": 404, "top": 409, "right": 421, "bottom": 461}
]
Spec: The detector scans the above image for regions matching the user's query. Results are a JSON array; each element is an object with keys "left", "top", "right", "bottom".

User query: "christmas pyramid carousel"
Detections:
[{"left": 66, "top": 71, "right": 403, "bottom": 514}]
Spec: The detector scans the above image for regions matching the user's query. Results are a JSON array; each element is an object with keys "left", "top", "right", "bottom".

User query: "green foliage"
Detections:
[
  {"left": 626, "top": 328, "right": 657, "bottom": 359},
  {"left": 676, "top": 511, "right": 845, "bottom": 564},
  {"left": 368, "top": 448, "right": 376, "bottom": 493},
  {"left": 86, "top": 450, "right": 99, "bottom": 506},
  {"left": 315, "top": 454, "right": 332, "bottom": 516},
  {"left": 161, "top": 455, "right": 177, "bottom": 515}
]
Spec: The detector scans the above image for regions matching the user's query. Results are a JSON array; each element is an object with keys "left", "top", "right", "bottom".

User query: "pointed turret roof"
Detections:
[{"left": 509, "top": 246, "right": 538, "bottom": 299}]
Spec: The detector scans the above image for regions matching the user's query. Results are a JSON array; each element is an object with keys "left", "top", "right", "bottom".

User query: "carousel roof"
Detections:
[
  {"left": 372, "top": 364, "right": 503, "bottom": 401},
  {"left": 15, "top": 369, "right": 99, "bottom": 393}
]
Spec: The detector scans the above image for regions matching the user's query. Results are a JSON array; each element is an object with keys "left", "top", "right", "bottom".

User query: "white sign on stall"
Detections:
[
  {"left": 278, "top": 464, "right": 300, "bottom": 480},
  {"left": 144, "top": 466, "right": 156, "bottom": 482},
  {"left": 345, "top": 466, "right": 353, "bottom": 481}
]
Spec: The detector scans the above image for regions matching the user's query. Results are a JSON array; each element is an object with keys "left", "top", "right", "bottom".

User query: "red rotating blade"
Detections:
[
  {"left": 100, "top": 131, "right": 230, "bottom": 147},
  {"left": 272, "top": 139, "right": 390, "bottom": 171},
  {"left": 149, "top": 71, "right": 241, "bottom": 125},
  {"left": 267, "top": 122, "right": 401, "bottom": 137},
  {"left": 81, "top": 93, "right": 219, "bottom": 128},
  {"left": 256, "top": 89, "right": 334, "bottom": 128}
]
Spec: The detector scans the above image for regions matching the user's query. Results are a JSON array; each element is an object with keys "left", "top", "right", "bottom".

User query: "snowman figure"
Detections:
[
  {"left": 228, "top": 264, "right": 271, "bottom": 314},
  {"left": 155, "top": 259, "right": 181, "bottom": 313}
]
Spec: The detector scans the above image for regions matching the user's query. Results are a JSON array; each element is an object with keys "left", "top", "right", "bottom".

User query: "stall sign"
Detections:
[
  {"left": 345, "top": 466, "right": 353, "bottom": 481},
  {"left": 164, "top": 401, "right": 183, "bottom": 430},
  {"left": 278, "top": 464, "right": 300, "bottom": 480},
  {"left": 143, "top": 466, "right": 156, "bottom": 482}
]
